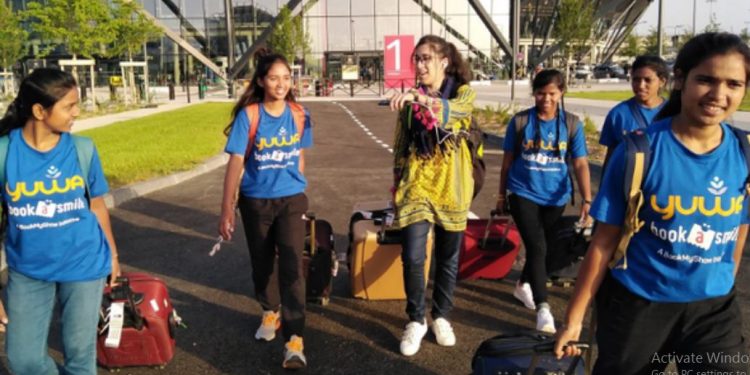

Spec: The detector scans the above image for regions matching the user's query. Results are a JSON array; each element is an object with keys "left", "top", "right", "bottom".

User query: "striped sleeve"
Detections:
[{"left": 434, "top": 84, "right": 476, "bottom": 130}]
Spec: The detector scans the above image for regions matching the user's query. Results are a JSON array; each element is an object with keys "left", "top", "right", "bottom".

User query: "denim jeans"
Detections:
[
  {"left": 5, "top": 270, "right": 105, "bottom": 375},
  {"left": 401, "top": 221, "right": 463, "bottom": 322}
]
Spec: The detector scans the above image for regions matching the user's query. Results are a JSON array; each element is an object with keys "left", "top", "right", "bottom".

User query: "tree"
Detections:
[
  {"left": 110, "top": 0, "right": 160, "bottom": 61},
  {"left": 24, "top": 0, "right": 116, "bottom": 105},
  {"left": 24, "top": 0, "right": 115, "bottom": 60},
  {"left": 110, "top": 0, "right": 161, "bottom": 103},
  {"left": 267, "top": 6, "right": 310, "bottom": 64},
  {"left": 644, "top": 27, "right": 663, "bottom": 56},
  {"left": 0, "top": 1, "right": 28, "bottom": 94},
  {"left": 554, "top": 0, "right": 595, "bottom": 83},
  {"left": 619, "top": 33, "right": 642, "bottom": 60},
  {"left": 739, "top": 28, "right": 750, "bottom": 44}
]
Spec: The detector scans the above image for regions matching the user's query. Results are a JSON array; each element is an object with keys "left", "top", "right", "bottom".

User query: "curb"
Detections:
[{"left": 103, "top": 153, "right": 228, "bottom": 209}]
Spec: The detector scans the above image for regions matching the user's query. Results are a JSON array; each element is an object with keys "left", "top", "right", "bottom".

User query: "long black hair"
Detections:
[
  {"left": 655, "top": 32, "right": 750, "bottom": 121},
  {"left": 0, "top": 68, "right": 77, "bottom": 137},
  {"left": 225, "top": 51, "right": 295, "bottom": 135},
  {"left": 530, "top": 69, "right": 566, "bottom": 155}
]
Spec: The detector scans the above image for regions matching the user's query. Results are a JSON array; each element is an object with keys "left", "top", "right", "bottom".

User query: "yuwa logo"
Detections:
[
  {"left": 522, "top": 139, "right": 567, "bottom": 152},
  {"left": 255, "top": 134, "right": 301, "bottom": 151},
  {"left": 6, "top": 175, "right": 85, "bottom": 202},
  {"left": 649, "top": 177, "right": 744, "bottom": 220}
]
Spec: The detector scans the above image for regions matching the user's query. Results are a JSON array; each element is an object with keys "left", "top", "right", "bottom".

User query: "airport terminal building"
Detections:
[{"left": 11, "top": 0, "right": 651, "bottom": 92}]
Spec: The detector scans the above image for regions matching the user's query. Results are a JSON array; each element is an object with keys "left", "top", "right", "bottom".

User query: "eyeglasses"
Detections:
[{"left": 412, "top": 54, "right": 435, "bottom": 65}]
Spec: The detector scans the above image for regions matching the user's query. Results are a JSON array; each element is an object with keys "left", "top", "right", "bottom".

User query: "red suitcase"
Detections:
[
  {"left": 459, "top": 211, "right": 521, "bottom": 280},
  {"left": 97, "top": 272, "right": 181, "bottom": 369}
]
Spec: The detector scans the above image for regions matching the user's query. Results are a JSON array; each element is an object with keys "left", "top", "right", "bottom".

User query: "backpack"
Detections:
[
  {"left": 466, "top": 117, "right": 486, "bottom": 199},
  {"left": 627, "top": 99, "right": 650, "bottom": 130},
  {"left": 513, "top": 108, "right": 581, "bottom": 204},
  {"left": 243, "top": 102, "right": 306, "bottom": 160},
  {"left": 609, "top": 126, "right": 750, "bottom": 270}
]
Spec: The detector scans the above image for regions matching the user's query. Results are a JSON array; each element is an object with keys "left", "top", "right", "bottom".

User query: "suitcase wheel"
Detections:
[{"left": 546, "top": 279, "right": 574, "bottom": 288}]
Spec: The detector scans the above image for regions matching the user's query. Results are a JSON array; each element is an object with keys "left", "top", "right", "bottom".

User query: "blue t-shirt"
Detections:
[
  {"left": 599, "top": 97, "right": 665, "bottom": 148},
  {"left": 503, "top": 108, "right": 588, "bottom": 206},
  {"left": 225, "top": 103, "right": 313, "bottom": 199},
  {"left": 592, "top": 118, "right": 750, "bottom": 302},
  {"left": 4, "top": 129, "right": 111, "bottom": 282}
]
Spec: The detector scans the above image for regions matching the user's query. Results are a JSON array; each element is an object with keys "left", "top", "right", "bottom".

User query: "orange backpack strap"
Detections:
[
  {"left": 287, "top": 101, "right": 307, "bottom": 137},
  {"left": 244, "top": 103, "right": 261, "bottom": 160}
]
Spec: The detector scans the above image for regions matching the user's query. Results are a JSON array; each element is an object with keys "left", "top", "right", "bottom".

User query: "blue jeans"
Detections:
[
  {"left": 6, "top": 270, "right": 105, "bottom": 375},
  {"left": 401, "top": 221, "right": 463, "bottom": 322}
]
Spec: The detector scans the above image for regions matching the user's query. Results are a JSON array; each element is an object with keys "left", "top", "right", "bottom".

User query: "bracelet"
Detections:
[{"left": 582, "top": 199, "right": 592, "bottom": 205}]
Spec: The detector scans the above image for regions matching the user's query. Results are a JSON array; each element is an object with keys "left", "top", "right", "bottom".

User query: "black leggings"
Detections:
[
  {"left": 593, "top": 273, "right": 748, "bottom": 375},
  {"left": 508, "top": 194, "right": 565, "bottom": 305},
  {"left": 238, "top": 193, "right": 308, "bottom": 340}
]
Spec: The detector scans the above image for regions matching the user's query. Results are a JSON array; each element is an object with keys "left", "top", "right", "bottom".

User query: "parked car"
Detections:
[
  {"left": 573, "top": 64, "right": 593, "bottom": 80},
  {"left": 593, "top": 64, "right": 628, "bottom": 79}
]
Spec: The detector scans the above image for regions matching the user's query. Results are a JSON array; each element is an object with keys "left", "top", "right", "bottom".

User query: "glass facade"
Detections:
[{"left": 12, "top": 0, "right": 648, "bottom": 87}]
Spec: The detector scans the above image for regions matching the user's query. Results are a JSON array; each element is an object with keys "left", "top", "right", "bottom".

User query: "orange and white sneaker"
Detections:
[
  {"left": 282, "top": 335, "right": 307, "bottom": 369},
  {"left": 254, "top": 310, "right": 281, "bottom": 341}
]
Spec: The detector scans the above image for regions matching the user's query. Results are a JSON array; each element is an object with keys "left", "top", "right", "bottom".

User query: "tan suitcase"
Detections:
[{"left": 349, "top": 202, "right": 432, "bottom": 300}]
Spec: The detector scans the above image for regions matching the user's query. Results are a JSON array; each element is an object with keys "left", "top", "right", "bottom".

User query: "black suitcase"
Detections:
[
  {"left": 472, "top": 331, "right": 589, "bottom": 375},
  {"left": 304, "top": 212, "right": 337, "bottom": 305},
  {"left": 547, "top": 216, "right": 591, "bottom": 284}
]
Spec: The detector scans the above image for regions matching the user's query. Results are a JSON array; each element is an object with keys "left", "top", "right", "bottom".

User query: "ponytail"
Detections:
[
  {"left": 0, "top": 99, "right": 25, "bottom": 137},
  {"left": 444, "top": 42, "right": 472, "bottom": 88}
]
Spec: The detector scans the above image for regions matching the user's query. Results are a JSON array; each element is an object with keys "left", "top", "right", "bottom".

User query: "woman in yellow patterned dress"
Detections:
[{"left": 388, "top": 34, "right": 475, "bottom": 357}]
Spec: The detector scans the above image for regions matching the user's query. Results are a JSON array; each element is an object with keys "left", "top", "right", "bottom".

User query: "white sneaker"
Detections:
[
  {"left": 400, "top": 320, "right": 428, "bottom": 356},
  {"left": 513, "top": 281, "right": 536, "bottom": 310},
  {"left": 254, "top": 310, "right": 281, "bottom": 341},
  {"left": 536, "top": 307, "right": 556, "bottom": 334},
  {"left": 282, "top": 335, "right": 307, "bottom": 369},
  {"left": 430, "top": 317, "right": 456, "bottom": 347}
]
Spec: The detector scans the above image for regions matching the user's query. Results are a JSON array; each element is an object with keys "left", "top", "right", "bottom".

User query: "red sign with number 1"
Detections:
[{"left": 384, "top": 35, "right": 415, "bottom": 89}]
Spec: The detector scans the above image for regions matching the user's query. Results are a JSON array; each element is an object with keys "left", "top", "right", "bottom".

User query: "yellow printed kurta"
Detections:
[{"left": 392, "top": 84, "right": 476, "bottom": 232}]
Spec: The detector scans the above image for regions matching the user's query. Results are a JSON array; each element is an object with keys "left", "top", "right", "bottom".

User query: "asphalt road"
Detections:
[{"left": 1, "top": 100, "right": 749, "bottom": 375}]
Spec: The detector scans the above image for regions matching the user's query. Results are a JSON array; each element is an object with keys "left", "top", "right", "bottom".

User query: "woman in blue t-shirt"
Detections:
[
  {"left": 555, "top": 33, "right": 750, "bottom": 375},
  {"left": 599, "top": 55, "right": 668, "bottom": 166},
  {"left": 0, "top": 69, "right": 120, "bottom": 374},
  {"left": 497, "top": 69, "right": 592, "bottom": 333},
  {"left": 218, "top": 52, "right": 313, "bottom": 370}
]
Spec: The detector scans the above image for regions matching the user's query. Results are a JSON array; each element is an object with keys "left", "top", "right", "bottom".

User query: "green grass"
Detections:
[
  {"left": 79, "top": 102, "right": 234, "bottom": 188},
  {"left": 566, "top": 90, "right": 750, "bottom": 111}
]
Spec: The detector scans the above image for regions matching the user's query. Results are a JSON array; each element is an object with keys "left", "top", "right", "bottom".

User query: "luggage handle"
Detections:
[
  {"left": 307, "top": 211, "right": 317, "bottom": 257},
  {"left": 111, "top": 276, "right": 145, "bottom": 330},
  {"left": 526, "top": 341, "right": 590, "bottom": 375},
  {"left": 481, "top": 210, "right": 513, "bottom": 250},
  {"left": 376, "top": 210, "right": 397, "bottom": 244}
]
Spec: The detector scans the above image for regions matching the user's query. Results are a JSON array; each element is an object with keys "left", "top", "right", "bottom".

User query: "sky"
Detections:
[{"left": 634, "top": 0, "right": 750, "bottom": 36}]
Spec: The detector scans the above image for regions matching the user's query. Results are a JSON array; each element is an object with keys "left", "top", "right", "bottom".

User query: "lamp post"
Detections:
[{"left": 656, "top": 0, "right": 663, "bottom": 58}]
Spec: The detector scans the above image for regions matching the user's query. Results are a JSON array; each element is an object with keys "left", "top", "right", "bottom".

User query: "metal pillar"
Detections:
[{"left": 225, "top": 0, "right": 235, "bottom": 98}]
